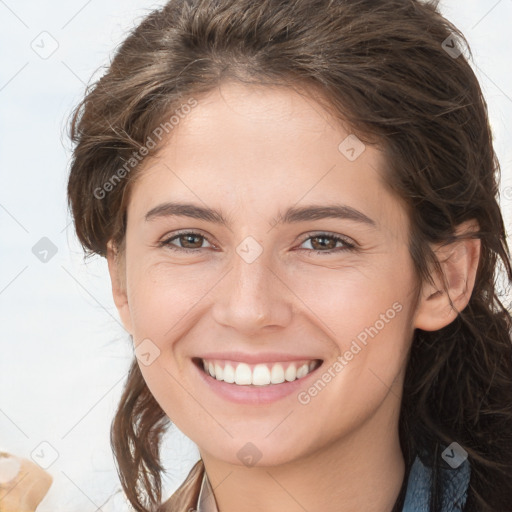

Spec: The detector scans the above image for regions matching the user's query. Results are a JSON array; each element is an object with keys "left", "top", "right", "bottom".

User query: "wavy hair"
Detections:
[{"left": 66, "top": 0, "right": 512, "bottom": 510}]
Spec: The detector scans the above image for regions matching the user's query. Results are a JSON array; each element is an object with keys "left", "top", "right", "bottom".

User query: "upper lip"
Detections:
[{"left": 195, "top": 352, "right": 323, "bottom": 364}]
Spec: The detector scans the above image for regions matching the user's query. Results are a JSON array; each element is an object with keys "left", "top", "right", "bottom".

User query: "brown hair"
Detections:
[{"left": 66, "top": 0, "right": 512, "bottom": 511}]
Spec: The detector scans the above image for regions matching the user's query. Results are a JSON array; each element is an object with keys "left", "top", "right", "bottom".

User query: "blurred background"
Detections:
[{"left": 1, "top": 0, "right": 511, "bottom": 510}]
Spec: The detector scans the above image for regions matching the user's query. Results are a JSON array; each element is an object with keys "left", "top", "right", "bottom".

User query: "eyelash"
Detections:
[{"left": 158, "top": 230, "right": 356, "bottom": 255}]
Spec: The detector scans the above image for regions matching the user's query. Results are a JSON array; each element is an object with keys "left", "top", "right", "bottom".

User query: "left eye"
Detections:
[
  {"left": 298, "top": 233, "right": 355, "bottom": 253},
  {"left": 160, "top": 231, "right": 355, "bottom": 254}
]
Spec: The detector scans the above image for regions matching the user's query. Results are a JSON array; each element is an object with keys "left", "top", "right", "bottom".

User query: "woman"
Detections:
[{"left": 66, "top": 0, "right": 512, "bottom": 511}]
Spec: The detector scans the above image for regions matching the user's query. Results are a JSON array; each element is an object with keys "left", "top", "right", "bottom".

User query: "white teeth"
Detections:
[
  {"left": 223, "top": 363, "right": 235, "bottom": 383},
  {"left": 284, "top": 364, "right": 296, "bottom": 382},
  {"left": 296, "top": 363, "right": 309, "bottom": 379},
  {"left": 252, "top": 364, "right": 271, "bottom": 386},
  {"left": 214, "top": 363, "right": 224, "bottom": 381},
  {"left": 270, "top": 364, "right": 285, "bottom": 384},
  {"left": 200, "top": 359, "right": 320, "bottom": 386},
  {"left": 235, "top": 363, "right": 252, "bottom": 385}
]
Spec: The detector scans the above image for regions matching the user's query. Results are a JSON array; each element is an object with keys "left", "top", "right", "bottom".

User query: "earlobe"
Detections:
[
  {"left": 106, "top": 240, "right": 133, "bottom": 334},
  {"left": 413, "top": 220, "right": 481, "bottom": 332}
]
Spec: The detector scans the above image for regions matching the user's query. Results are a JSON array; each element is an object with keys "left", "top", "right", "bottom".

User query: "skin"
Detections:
[
  {"left": 0, "top": 452, "right": 53, "bottom": 512},
  {"left": 107, "top": 81, "right": 481, "bottom": 512}
]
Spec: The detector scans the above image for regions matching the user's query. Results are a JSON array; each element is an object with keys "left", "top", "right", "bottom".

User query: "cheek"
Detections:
[
  {"left": 126, "top": 260, "right": 211, "bottom": 338},
  {"left": 294, "top": 256, "right": 416, "bottom": 397},
  {"left": 136, "top": 359, "right": 197, "bottom": 433},
  {"left": 289, "top": 254, "right": 413, "bottom": 336},
  {"left": 293, "top": 306, "right": 413, "bottom": 440}
]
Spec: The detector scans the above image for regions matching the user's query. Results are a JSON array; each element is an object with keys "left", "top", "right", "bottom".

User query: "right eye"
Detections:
[{"left": 159, "top": 231, "right": 214, "bottom": 252}]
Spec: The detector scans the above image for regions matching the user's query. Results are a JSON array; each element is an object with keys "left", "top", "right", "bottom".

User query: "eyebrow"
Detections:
[{"left": 145, "top": 201, "right": 376, "bottom": 228}]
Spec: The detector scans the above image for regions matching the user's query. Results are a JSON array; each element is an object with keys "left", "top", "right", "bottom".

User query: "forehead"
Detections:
[{"left": 127, "top": 81, "right": 408, "bottom": 238}]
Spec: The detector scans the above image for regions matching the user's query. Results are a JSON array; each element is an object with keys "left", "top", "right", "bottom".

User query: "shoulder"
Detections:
[{"left": 158, "top": 459, "right": 205, "bottom": 512}]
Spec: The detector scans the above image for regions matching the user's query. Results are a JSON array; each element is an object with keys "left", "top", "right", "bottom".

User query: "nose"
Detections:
[{"left": 211, "top": 246, "right": 293, "bottom": 334}]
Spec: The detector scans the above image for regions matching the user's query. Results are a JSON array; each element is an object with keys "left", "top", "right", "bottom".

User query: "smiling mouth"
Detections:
[{"left": 192, "top": 357, "right": 323, "bottom": 386}]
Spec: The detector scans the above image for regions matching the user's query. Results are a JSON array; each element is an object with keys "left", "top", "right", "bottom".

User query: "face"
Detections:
[{"left": 110, "top": 81, "right": 423, "bottom": 467}]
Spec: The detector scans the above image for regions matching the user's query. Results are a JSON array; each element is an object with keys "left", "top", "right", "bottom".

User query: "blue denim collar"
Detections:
[{"left": 402, "top": 453, "right": 471, "bottom": 512}]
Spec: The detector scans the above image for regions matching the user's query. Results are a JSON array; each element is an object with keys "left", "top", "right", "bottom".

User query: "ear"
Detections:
[
  {"left": 413, "top": 219, "right": 481, "bottom": 331},
  {"left": 106, "top": 240, "right": 133, "bottom": 334}
]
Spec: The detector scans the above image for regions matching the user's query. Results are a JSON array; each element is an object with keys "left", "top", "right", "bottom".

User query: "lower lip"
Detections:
[{"left": 193, "top": 359, "right": 323, "bottom": 405}]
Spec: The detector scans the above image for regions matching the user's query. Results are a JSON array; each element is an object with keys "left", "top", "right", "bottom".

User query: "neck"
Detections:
[{"left": 200, "top": 394, "right": 406, "bottom": 512}]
